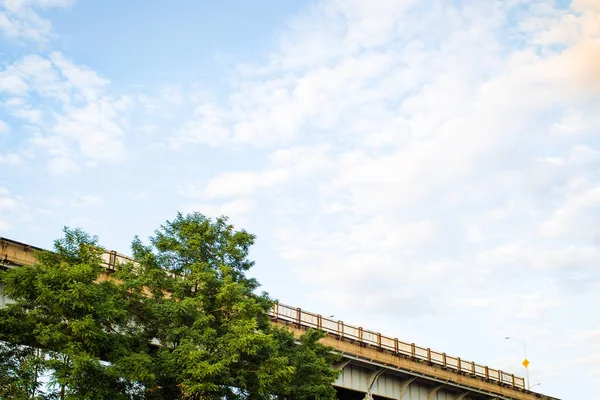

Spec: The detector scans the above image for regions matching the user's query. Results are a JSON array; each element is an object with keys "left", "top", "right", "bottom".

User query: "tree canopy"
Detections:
[{"left": 0, "top": 212, "right": 339, "bottom": 399}]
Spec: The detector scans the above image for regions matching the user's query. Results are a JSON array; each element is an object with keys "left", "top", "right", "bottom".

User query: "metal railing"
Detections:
[
  {"left": 2, "top": 238, "right": 526, "bottom": 391},
  {"left": 1, "top": 238, "right": 135, "bottom": 272},
  {"left": 270, "top": 302, "right": 525, "bottom": 390},
  {"left": 100, "top": 250, "right": 134, "bottom": 271}
]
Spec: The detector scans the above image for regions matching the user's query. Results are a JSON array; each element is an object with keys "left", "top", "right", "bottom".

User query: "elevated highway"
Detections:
[{"left": 1, "top": 237, "right": 559, "bottom": 400}]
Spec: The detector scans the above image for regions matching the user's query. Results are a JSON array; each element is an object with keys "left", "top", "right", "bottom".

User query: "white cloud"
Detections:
[
  {"left": 0, "top": 153, "right": 22, "bottom": 165},
  {"left": 551, "top": 108, "right": 600, "bottom": 135},
  {"left": 203, "top": 144, "right": 331, "bottom": 198},
  {"left": 540, "top": 185, "right": 600, "bottom": 238},
  {"left": 13, "top": 54, "right": 67, "bottom": 98},
  {"left": 204, "top": 170, "right": 289, "bottom": 199},
  {"left": 0, "top": 195, "right": 18, "bottom": 210},
  {"left": 170, "top": 0, "right": 600, "bottom": 150},
  {"left": 182, "top": 198, "right": 256, "bottom": 228},
  {"left": 3, "top": 0, "right": 75, "bottom": 8},
  {"left": 0, "top": 52, "right": 107, "bottom": 102},
  {"left": 173, "top": 103, "right": 235, "bottom": 147},
  {"left": 180, "top": 146, "right": 331, "bottom": 223},
  {"left": 188, "top": 0, "right": 600, "bottom": 285},
  {"left": 0, "top": 69, "right": 28, "bottom": 94},
  {"left": 0, "top": 0, "right": 74, "bottom": 44},
  {"left": 49, "top": 52, "right": 108, "bottom": 100},
  {"left": 0, "top": 52, "right": 130, "bottom": 173},
  {"left": 25, "top": 95, "right": 128, "bottom": 174},
  {"left": 11, "top": 107, "right": 43, "bottom": 123},
  {"left": 523, "top": 0, "right": 600, "bottom": 97},
  {"left": 51, "top": 99, "right": 126, "bottom": 163},
  {"left": 172, "top": 3, "right": 600, "bottom": 396},
  {"left": 0, "top": 7, "right": 52, "bottom": 44}
]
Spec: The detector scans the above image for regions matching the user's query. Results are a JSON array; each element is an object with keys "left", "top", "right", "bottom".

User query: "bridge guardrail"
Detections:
[
  {"left": 2, "top": 238, "right": 526, "bottom": 391},
  {"left": 270, "top": 302, "right": 525, "bottom": 390}
]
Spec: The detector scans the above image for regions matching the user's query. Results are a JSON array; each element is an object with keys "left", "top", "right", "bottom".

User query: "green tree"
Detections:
[
  {"left": 119, "top": 212, "right": 339, "bottom": 399},
  {"left": 0, "top": 213, "right": 340, "bottom": 399},
  {"left": 0, "top": 228, "right": 153, "bottom": 399}
]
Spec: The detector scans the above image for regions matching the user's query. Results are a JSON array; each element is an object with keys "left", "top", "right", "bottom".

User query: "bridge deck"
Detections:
[
  {"left": 274, "top": 320, "right": 553, "bottom": 400},
  {"left": 1, "top": 237, "right": 558, "bottom": 400}
]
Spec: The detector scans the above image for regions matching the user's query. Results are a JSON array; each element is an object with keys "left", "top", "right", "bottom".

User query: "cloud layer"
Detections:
[{"left": 173, "top": 1, "right": 600, "bottom": 394}]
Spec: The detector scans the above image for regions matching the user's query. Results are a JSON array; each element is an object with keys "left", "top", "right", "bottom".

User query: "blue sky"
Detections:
[{"left": 1, "top": 0, "right": 599, "bottom": 397}]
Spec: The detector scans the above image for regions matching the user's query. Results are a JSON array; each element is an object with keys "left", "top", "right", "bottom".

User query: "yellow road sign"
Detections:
[{"left": 522, "top": 358, "right": 530, "bottom": 368}]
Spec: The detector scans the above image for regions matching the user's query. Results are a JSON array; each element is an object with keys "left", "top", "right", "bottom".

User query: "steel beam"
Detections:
[
  {"left": 364, "top": 368, "right": 385, "bottom": 400},
  {"left": 428, "top": 384, "right": 444, "bottom": 400},
  {"left": 334, "top": 359, "right": 351, "bottom": 371},
  {"left": 398, "top": 377, "right": 416, "bottom": 399}
]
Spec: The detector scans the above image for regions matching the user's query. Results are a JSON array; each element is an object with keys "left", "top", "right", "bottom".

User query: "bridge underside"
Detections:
[
  {"left": 276, "top": 321, "right": 549, "bottom": 400},
  {"left": 334, "top": 358, "right": 480, "bottom": 400}
]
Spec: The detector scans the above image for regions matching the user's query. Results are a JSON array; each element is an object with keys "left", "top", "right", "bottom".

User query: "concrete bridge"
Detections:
[{"left": 1, "top": 237, "right": 559, "bottom": 400}]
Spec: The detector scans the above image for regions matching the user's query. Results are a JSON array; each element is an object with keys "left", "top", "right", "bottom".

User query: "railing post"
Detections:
[
  {"left": 485, "top": 366, "right": 489, "bottom": 380},
  {"left": 427, "top": 348, "right": 431, "bottom": 363},
  {"left": 411, "top": 343, "right": 416, "bottom": 359},
  {"left": 338, "top": 321, "right": 344, "bottom": 337},
  {"left": 457, "top": 357, "right": 461, "bottom": 372},
  {"left": 512, "top": 374, "right": 516, "bottom": 388},
  {"left": 442, "top": 353, "right": 447, "bottom": 367},
  {"left": 273, "top": 302, "right": 279, "bottom": 319},
  {"left": 471, "top": 361, "right": 475, "bottom": 375},
  {"left": 358, "top": 327, "right": 363, "bottom": 342},
  {"left": 108, "top": 250, "right": 117, "bottom": 271},
  {"left": 394, "top": 338, "right": 399, "bottom": 353},
  {"left": 317, "top": 314, "right": 322, "bottom": 329},
  {"left": 377, "top": 333, "right": 381, "bottom": 347},
  {"left": 296, "top": 307, "right": 301, "bottom": 325}
]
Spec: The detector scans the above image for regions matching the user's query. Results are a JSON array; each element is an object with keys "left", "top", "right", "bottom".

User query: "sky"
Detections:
[{"left": 0, "top": 0, "right": 599, "bottom": 397}]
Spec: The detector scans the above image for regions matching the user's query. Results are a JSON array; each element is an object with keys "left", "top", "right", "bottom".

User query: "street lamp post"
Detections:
[{"left": 505, "top": 336, "right": 530, "bottom": 390}]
